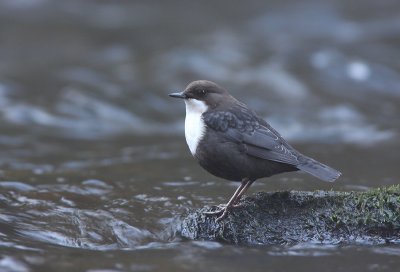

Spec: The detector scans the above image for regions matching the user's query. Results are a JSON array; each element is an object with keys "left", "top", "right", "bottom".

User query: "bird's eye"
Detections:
[{"left": 199, "top": 90, "right": 206, "bottom": 96}]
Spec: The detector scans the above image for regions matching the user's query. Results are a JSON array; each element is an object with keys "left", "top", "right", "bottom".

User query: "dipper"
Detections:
[{"left": 169, "top": 80, "right": 341, "bottom": 221}]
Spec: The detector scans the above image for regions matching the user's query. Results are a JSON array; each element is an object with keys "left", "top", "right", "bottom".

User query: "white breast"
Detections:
[{"left": 184, "top": 99, "right": 208, "bottom": 155}]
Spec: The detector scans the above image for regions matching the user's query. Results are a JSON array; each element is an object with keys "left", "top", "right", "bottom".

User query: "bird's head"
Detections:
[{"left": 169, "top": 80, "right": 230, "bottom": 111}]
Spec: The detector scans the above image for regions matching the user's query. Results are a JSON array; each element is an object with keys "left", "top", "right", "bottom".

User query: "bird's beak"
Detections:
[{"left": 169, "top": 91, "right": 187, "bottom": 99}]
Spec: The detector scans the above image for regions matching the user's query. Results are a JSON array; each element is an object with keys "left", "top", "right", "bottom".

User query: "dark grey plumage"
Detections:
[
  {"left": 200, "top": 103, "right": 340, "bottom": 182},
  {"left": 169, "top": 80, "right": 341, "bottom": 221}
]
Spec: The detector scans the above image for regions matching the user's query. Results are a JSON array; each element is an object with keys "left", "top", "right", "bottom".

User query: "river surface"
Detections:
[{"left": 0, "top": 0, "right": 399, "bottom": 271}]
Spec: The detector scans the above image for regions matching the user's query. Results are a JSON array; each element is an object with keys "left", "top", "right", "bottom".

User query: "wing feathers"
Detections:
[
  {"left": 204, "top": 110, "right": 300, "bottom": 166},
  {"left": 202, "top": 108, "right": 341, "bottom": 182}
]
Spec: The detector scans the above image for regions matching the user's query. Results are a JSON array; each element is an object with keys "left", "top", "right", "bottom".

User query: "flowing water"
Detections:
[{"left": 0, "top": 0, "right": 399, "bottom": 271}]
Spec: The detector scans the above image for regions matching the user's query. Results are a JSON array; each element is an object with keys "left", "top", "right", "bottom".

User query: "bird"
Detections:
[{"left": 169, "top": 80, "right": 341, "bottom": 221}]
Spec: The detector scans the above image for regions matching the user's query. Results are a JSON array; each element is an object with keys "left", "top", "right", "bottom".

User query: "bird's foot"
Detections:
[
  {"left": 203, "top": 206, "right": 230, "bottom": 222},
  {"left": 203, "top": 205, "right": 227, "bottom": 216},
  {"left": 215, "top": 208, "right": 229, "bottom": 222},
  {"left": 203, "top": 204, "right": 238, "bottom": 222},
  {"left": 203, "top": 198, "right": 242, "bottom": 215}
]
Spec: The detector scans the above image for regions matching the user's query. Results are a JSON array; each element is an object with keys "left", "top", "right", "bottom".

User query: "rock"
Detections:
[{"left": 180, "top": 185, "right": 400, "bottom": 245}]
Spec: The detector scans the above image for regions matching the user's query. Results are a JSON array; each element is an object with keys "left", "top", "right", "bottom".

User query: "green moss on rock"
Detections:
[{"left": 180, "top": 186, "right": 400, "bottom": 245}]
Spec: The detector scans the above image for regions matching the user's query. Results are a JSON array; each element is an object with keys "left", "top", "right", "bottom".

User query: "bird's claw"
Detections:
[
  {"left": 203, "top": 203, "right": 241, "bottom": 222},
  {"left": 215, "top": 208, "right": 229, "bottom": 222},
  {"left": 204, "top": 206, "right": 229, "bottom": 222},
  {"left": 203, "top": 205, "right": 226, "bottom": 216}
]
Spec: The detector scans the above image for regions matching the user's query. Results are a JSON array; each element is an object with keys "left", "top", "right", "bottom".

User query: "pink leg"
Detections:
[
  {"left": 203, "top": 178, "right": 253, "bottom": 222},
  {"left": 232, "top": 179, "right": 255, "bottom": 206}
]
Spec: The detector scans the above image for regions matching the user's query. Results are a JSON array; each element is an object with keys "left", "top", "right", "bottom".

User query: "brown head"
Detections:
[{"left": 169, "top": 80, "right": 232, "bottom": 109}]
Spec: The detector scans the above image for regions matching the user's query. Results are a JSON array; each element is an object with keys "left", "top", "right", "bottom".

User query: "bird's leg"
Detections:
[
  {"left": 203, "top": 180, "right": 246, "bottom": 216},
  {"left": 232, "top": 179, "right": 255, "bottom": 206},
  {"left": 203, "top": 178, "right": 251, "bottom": 222}
]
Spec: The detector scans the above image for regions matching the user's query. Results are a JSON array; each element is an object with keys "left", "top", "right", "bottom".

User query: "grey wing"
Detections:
[
  {"left": 203, "top": 111, "right": 300, "bottom": 166},
  {"left": 227, "top": 126, "right": 299, "bottom": 165}
]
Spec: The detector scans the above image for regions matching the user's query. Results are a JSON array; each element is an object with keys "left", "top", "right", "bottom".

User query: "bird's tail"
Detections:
[{"left": 297, "top": 156, "right": 341, "bottom": 182}]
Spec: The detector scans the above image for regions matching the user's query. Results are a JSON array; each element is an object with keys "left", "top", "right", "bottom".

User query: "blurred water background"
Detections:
[{"left": 0, "top": 0, "right": 399, "bottom": 271}]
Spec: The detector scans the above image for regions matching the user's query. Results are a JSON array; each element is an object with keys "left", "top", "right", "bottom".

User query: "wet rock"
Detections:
[{"left": 180, "top": 186, "right": 400, "bottom": 245}]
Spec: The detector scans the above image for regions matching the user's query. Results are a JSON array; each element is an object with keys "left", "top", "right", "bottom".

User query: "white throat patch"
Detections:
[{"left": 184, "top": 99, "right": 208, "bottom": 155}]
